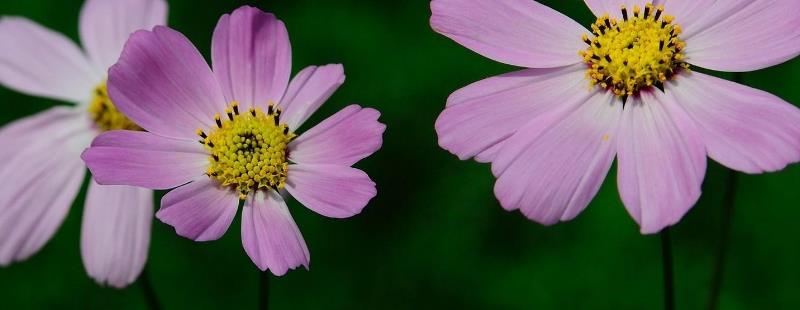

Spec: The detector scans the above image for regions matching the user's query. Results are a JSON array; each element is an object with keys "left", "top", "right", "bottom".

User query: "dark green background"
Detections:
[{"left": 1, "top": 0, "right": 799, "bottom": 309}]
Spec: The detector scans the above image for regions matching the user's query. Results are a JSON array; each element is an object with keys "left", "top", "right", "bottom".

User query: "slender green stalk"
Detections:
[
  {"left": 661, "top": 228, "right": 674, "bottom": 310},
  {"left": 140, "top": 266, "right": 161, "bottom": 310}
]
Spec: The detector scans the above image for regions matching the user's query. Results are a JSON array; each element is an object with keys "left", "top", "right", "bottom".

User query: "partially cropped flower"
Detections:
[
  {"left": 82, "top": 6, "right": 385, "bottom": 275},
  {"left": 0, "top": 0, "right": 166, "bottom": 287},
  {"left": 432, "top": 0, "right": 800, "bottom": 233}
]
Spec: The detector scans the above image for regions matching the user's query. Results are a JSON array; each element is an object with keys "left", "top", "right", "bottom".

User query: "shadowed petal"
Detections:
[
  {"left": 436, "top": 64, "right": 586, "bottom": 162},
  {"left": 108, "top": 26, "right": 226, "bottom": 139},
  {"left": 285, "top": 164, "right": 377, "bottom": 219},
  {"left": 157, "top": 178, "right": 239, "bottom": 241},
  {"left": 667, "top": 72, "right": 800, "bottom": 173},
  {"left": 492, "top": 90, "right": 620, "bottom": 225},
  {"left": 431, "top": 0, "right": 587, "bottom": 68},
  {"left": 212, "top": 6, "right": 291, "bottom": 110},
  {"left": 289, "top": 105, "right": 384, "bottom": 166},
  {"left": 0, "top": 110, "right": 92, "bottom": 265},
  {"left": 684, "top": 0, "right": 800, "bottom": 72},
  {"left": 79, "top": 0, "right": 167, "bottom": 74},
  {"left": 81, "top": 181, "right": 152, "bottom": 288},
  {"left": 82, "top": 130, "right": 209, "bottom": 190},
  {"left": 241, "top": 190, "right": 309, "bottom": 275},
  {"left": 278, "top": 65, "right": 345, "bottom": 130},
  {"left": 616, "top": 91, "right": 706, "bottom": 234},
  {"left": 0, "top": 17, "right": 98, "bottom": 103}
]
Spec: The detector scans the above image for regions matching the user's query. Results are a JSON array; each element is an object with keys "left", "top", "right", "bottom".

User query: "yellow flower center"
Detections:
[
  {"left": 87, "top": 82, "right": 142, "bottom": 131},
  {"left": 579, "top": 3, "right": 689, "bottom": 97},
  {"left": 199, "top": 102, "right": 295, "bottom": 199}
]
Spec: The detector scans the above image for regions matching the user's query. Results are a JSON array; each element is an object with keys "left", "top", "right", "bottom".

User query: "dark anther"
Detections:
[
  {"left": 667, "top": 41, "right": 675, "bottom": 48},
  {"left": 250, "top": 109, "right": 257, "bottom": 116},
  {"left": 594, "top": 41, "right": 602, "bottom": 48},
  {"left": 227, "top": 111, "right": 234, "bottom": 121},
  {"left": 621, "top": 7, "right": 628, "bottom": 21},
  {"left": 604, "top": 55, "right": 612, "bottom": 62},
  {"left": 643, "top": 6, "right": 650, "bottom": 18},
  {"left": 591, "top": 54, "right": 601, "bottom": 60},
  {"left": 623, "top": 60, "right": 628, "bottom": 66},
  {"left": 198, "top": 131, "right": 207, "bottom": 139},
  {"left": 659, "top": 40, "right": 665, "bottom": 50},
  {"left": 215, "top": 117, "right": 222, "bottom": 128},
  {"left": 273, "top": 116, "right": 279, "bottom": 126},
  {"left": 598, "top": 25, "right": 606, "bottom": 34},
  {"left": 584, "top": 37, "right": 592, "bottom": 45},
  {"left": 198, "top": 139, "right": 205, "bottom": 145},
  {"left": 268, "top": 105, "right": 274, "bottom": 115},
  {"left": 627, "top": 43, "right": 634, "bottom": 49},
  {"left": 659, "top": 59, "right": 665, "bottom": 64},
  {"left": 212, "top": 154, "right": 219, "bottom": 161},
  {"left": 654, "top": 9, "right": 663, "bottom": 21},
  {"left": 604, "top": 19, "right": 612, "bottom": 29},
  {"left": 283, "top": 127, "right": 289, "bottom": 134},
  {"left": 207, "top": 141, "right": 215, "bottom": 148},
  {"left": 662, "top": 21, "right": 668, "bottom": 28},
  {"left": 233, "top": 105, "right": 240, "bottom": 115}
]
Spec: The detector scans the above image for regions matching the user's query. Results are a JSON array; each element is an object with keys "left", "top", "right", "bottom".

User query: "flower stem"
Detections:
[
  {"left": 139, "top": 266, "right": 161, "bottom": 310},
  {"left": 707, "top": 169, "right": 738, "bottom": 310},
  {"left": 661, "top": 228, "right": 674, "bottom": 310},
  {"left": 260, "top": 271, "right": 270, "bottom": 310}
]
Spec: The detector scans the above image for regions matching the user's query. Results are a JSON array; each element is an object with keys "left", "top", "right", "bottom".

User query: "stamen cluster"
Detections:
[
  {"left": 199, "top": 102, "right": 295, "bottom": 199},
  {"left": 579, "top": 3, "right": 689, "bottom": 97},
  {"left": 87, "top": 83, "right": 142, "bottom": 131}
]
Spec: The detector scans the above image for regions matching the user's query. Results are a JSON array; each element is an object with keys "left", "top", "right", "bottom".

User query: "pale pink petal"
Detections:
[
  {"left": 436, "top": 64, "right": 586, "bottom": 162},
  {"left": 81, "top": 181, "right": 152, "bottom": 288},
  {"left": 430, "top": 0, "right": 586, "bottom": 68},
  {"left": 278, "top": 65, "right": 345, "bottom": 130},
  {"left": 156, "top": 178, "right": 239, "bottom": 241},
  {"left": 108, "top": 26, "right": 226, "bottom": 139},
  {"left": 657, "top": 0, "right": 716, "bottom": 34},
  {"left": 241, "top": 190, "right": 309, "bottom": 275},
  {"left": 492, "top": 90, "right": 620, "bottom": 225},
  {"left": 583, "top": 1, "right": 642, "bottom": 19},
  {"left": 79, "top": 0, "right": 167, "bottom": 74},
  {"left": 683, "top": 0, "right": 800, "bottom": 72},
  {"left": 667, "top": 72, "right": 800, "bottom": 173},
  {"left": 616, "top": 91, "right": 706, "bottom": 234},
  {"left": 0, "top": 17, "right": 97, "bottom": 103},
  {"left": 285, "top": 164, "right": 376, "bottom": 219},
  {"left": 289, "top": 105, "right": 384, "bottom": 166},
  {"left": 0, "top": 111, "right": 92, "bottom": 265},
  {"left": 212, "top": 6, "right": 291, "bottom": 110},
  {"left": 82, "top": 130, "right": 209, "bottom": 190}
]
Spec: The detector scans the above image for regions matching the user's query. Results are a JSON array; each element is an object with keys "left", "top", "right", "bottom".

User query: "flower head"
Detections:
[
  {"left": 432, "top": 0, "right": 800, "bottom": 233},
  {"left": 82, "top": 6, "right": 385, "bottom": 275},
  {"left": 0, "top": 0, "right": 166, "bottom": 287}
]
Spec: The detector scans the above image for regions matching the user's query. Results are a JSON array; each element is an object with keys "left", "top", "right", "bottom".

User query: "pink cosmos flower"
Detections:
[
  {"left": 0, "top": 0, "right": 166, "bottom": 287},
  {"left": 432, "top": 0, "right": 800, "bottom": 233},
  {"left": 81, "top": 6, "right": 385, "bottom": 275}
]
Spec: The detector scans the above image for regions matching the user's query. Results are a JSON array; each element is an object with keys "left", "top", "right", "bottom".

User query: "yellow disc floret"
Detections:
[
  {"left": 200, "top": 102, "right": 295, "bottom": 199},
  {"left": 579, "top": 3, "right": 689, "bottom": 97},
  {"left": 87, "top": 82, "right": 142, "bottom": 131}
]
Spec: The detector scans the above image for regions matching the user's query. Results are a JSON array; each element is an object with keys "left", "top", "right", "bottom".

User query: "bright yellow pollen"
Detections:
[
  {"left": 200, "top": 102, "right": 295, "bottom": 200},
  {"left": 579, "top": 3, "right": 690, "bottom": 97},
  {"left": 87, "top": 82, "right": 142, "bottom": 131}
]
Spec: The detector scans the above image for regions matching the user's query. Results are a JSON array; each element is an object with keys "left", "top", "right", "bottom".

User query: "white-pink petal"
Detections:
[
  {"left": 0, "top": 17, "right": 98, "bottom": 103},
  {"left": 436, "top": 64, "right": 587, "bottom": 162},
  {"left": 157, "top": 178, "right": 239, "bottom": 241},
  {"left": 79, "top": 0, "right": 168, "bottom": 75},
  {"left": 279, "top": 65, "right": 345, "bottom": 130},
  {"left": 285, "top": 164, "right": 377, "bottom": 219},
  {"left": 684, "top": 0, "right": 800, "bottom": 72},
  {"left": 212, "top": 6, "right": 291, "bottom": 110},
  {"left": 492, "top": 90, "right": 620, "bottom": 225},
  {"left": 616, "top": 91, "right": 706, "bottom": 234},
  {"left": 289, "top": 105, "right": 384, "bottom": 166},
  {"left": 0, "top": 109, "right": 92, "bottom": 264},
  {"left": 81, "top": 181, "right": 152, "bottom": 288},
  {"left": 431, "top": 0, "right": 587, "bottom": 68},
  {"left": 667, "top": 72, "right": 800, "bottom": 173},
  {"left": 241, "top": 190, "right": 309, "bottom": 275}
]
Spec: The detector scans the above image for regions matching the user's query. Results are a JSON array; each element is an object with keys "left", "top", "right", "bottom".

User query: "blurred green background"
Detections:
[{"left": 1, "top": 0, "right": 799, "bottom": 309}]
